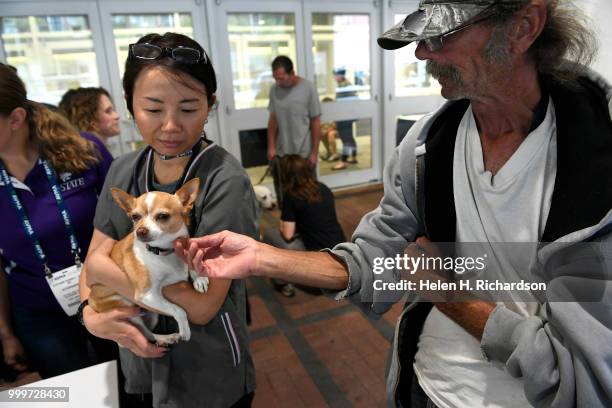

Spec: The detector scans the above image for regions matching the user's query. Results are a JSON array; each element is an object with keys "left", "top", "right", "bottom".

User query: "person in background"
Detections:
[
  {"left": 331, "top": 68, "right": 358, "bottom": 171},
  {"left": 59, "top": 87, "right": 120, "bottom": 146},
  {"left": 267, "top": 56, "right": 321, "bottom": 167},
  {"left": 263, "top": 155, "right": 345, "bottom": 297},
  {"left": 79, "top": 32, "right": 257, "bottom": 408},
  {"left": 319, "top": 97, "right": 340, "bottom": 162},
  {"left": 0, "top": 63, "right": 115, "bottom": 380}
]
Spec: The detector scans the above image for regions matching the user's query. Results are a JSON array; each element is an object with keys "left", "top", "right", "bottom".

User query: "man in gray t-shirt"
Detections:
[{"left": 267, "top": 56, "right": 321, "bottom": 167}]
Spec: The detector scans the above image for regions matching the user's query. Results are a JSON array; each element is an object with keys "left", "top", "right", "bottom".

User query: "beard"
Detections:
[
  {"left": 426, "top": 60, "right": 466, "bottom": 100},
  {"left": 426, "top": 60, "right": 463, "bottom": 84}
]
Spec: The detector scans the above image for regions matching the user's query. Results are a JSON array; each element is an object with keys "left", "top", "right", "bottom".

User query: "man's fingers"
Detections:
[
  {"left": 174, "top": 239, "right": 188, "bottom": 263},
  {"left": 193, "top": 249, "right": 206, "bottom": 275},
  {"left": 189, "top": 232, "right": 227, "bottom": 249},
  {"left": 415, "top": 236, "right": 441, "bottom": 257}
]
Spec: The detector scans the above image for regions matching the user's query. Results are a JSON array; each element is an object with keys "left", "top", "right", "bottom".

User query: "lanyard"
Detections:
[
  {"left": 0, "top": 158, "right": 81, "bottom": 277},
  {"left": 133, "top": 137, "right": 213, "bottom": 196}
]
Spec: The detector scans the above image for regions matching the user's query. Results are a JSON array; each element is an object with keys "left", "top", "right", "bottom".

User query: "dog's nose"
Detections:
[{"left": 136, "top": 227, "right": 149, "bottom": 240}]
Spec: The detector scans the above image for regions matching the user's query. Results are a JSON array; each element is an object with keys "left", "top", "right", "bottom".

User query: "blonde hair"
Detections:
[
  {"left": 29, "top": 102, "right": 100, "bottom": 173},
  {"left": 0, "top": 63, "right": 99, "bottom": 174}
]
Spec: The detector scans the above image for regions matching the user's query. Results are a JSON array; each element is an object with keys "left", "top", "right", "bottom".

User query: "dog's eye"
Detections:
[
  {"left": 131, "top": 214, "right": 142, "bottom": 222},
  {"left": 155, "top": 213, "right": 170, "bottom": 222}
]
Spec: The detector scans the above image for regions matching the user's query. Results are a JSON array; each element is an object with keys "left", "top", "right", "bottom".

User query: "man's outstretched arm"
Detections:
[{"left": 175, "top": 231, "right": 349, "bottom": 290}]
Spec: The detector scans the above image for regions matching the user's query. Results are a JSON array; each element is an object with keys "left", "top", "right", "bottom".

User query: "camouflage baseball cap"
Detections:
[{"left": 378, "top": 0, "right": 504, "bottom": 50}]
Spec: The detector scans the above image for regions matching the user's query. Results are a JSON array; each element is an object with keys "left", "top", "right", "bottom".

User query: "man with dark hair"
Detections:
[
  {"left": 267, "top": 55, "right": 321, "bottom": 168},
  {"left": 182, "top": 1, "right": 612, "bottom": 407}
]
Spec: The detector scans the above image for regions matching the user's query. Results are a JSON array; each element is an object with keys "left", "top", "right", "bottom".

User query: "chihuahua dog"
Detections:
[{"left": 89, "top": 178, "right": 208, "bottom": 346}]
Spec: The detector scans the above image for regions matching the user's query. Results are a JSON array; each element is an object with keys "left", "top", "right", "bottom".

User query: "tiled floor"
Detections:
[{"left": 247, "top": 276, "right": 404, "bottom": 408}]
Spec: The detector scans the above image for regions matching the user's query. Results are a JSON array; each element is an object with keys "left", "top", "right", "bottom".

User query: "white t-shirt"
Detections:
[{"left": 413, "top": 100, "right": 557, "bottom": 408}]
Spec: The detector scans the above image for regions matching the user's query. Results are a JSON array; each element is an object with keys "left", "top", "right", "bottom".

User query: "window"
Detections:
[
  {"left": 111, "top": 13, "right": 194, "bottom": 78},
  {"left": 1, "top": 15, "right": 99, "bottom": 105},
  {"left": 393, "top": 14, "right": 440, "bottom": 97},
  {"left": 312, "top": 13, "right": 371, "bottom": 102},
  {"left": 227, "top": 13, "right": 297, "bottom": 110}
]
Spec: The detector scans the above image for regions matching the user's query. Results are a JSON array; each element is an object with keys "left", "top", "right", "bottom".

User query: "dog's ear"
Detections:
[
  {"left": 176, "top": 178, "right": 200, "bottom": 208},
  {"left": 111, "top": 188, "right": 136, "bottom": 213}
]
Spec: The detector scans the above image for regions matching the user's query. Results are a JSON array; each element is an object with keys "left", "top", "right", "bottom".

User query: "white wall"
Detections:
[{"left": 578, "top": 0, "right": 612, "bottom": 82}]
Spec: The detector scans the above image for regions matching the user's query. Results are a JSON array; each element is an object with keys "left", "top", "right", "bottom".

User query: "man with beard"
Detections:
[{"left": 178, "top": 1, "right": 612, "bottom": 407}]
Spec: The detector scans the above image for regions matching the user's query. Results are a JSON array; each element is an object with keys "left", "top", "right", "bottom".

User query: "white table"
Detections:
[{"left": 0, "top": 360, "right": 119, "bottom": 407}]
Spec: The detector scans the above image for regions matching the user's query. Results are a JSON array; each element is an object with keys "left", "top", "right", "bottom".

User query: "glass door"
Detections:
[
  {"left": 304, "top": 1, "right": 381, "bottom": 188},
  {"left": 381, "top": 0, "right": 444, "bottom": 163},
  {"left": 97, "top": 0, "right": 210, "bottom": 156},
  {"left": 0, "top": 1, "right": 110, "bottom": 106},
  {"left": 212, "top": 0, "right": 305, "bottom": 186}
]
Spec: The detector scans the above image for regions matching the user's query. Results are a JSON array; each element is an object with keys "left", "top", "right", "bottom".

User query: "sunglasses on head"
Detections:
[
  {"left": 419, "top": 4, "right": 499, "bottom": 52},
  {"left": 129, "top": 43, "right": 207, "bottom": 64}
]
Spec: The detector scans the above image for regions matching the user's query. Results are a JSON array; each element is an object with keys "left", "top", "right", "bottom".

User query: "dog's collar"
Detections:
[{"left": 145, "top": 244, "right": 174, "bottom": 256}]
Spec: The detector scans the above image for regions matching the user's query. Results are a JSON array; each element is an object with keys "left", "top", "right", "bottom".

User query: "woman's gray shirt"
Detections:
[{"left": 93, "top": 143, "right": 258, "bottom": 408}]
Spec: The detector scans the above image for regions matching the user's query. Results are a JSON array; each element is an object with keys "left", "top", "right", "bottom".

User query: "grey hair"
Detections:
[{"left": 490, "top": 0, "right": 598, "bottom": 83}]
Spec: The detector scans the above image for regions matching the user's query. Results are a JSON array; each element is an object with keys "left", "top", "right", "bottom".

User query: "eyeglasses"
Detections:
[
  {"left": 420, "top": 6, "right": 498, "bottom": 52},
  {"left": 129, "top": 43, "right": 207, "bottom": 64}
]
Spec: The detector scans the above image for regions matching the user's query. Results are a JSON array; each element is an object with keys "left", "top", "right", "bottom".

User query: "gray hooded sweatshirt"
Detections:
[{"left": 327, "top": 72, "right": 612, "bottom": 407}]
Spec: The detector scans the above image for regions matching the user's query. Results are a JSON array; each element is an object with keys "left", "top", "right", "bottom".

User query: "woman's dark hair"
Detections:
[
  {"left": 279, "top": 155, "right": 322, "bottom": 203},
  {"left": 123, "top": 32, "right": 217, "bottom": 116},
  {"left": 0, "top": 63, "right": 99, "bottom": 173},
  {"left": 59, "top": 87, "right": 112, "bottom": 135}
]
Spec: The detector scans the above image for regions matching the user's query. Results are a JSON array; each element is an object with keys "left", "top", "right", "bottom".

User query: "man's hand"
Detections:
[
  {"left": 267, "top": 146, "right": 277, "bottom": 162},
  {"left": 308, "top": 152, "right": 318, "bottom": 168},
  {"left": 403, "top": 236, "right": 448, "bottom": 302},
  {"left": 1, "top": 333, "right": 28, "bottom": 372},
  {"left": 175, "top": 231, "right": 259, "bottom": 279},
  {"left": 83, "top": 305, "right": 167, "bottom": 358},
  {"left": 406, "top": 236, "right": 495, "bottom": 340}
]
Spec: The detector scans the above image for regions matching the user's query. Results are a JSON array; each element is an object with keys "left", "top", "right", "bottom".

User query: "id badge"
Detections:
[{"left": 45, "top": 264, "right": 82, "bottom": 316}]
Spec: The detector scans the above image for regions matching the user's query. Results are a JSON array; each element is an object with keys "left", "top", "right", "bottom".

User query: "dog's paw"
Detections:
[
  {"left": 154, "top": 333, "right": 182, "bottom": 347},
  {"left": 192, "top": 276, "right": 209, "bottom": 293}
]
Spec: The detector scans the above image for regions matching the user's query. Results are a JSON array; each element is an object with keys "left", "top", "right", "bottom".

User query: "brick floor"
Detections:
[
  {"left": 248, "top": 278, "right": 396, "bottom": 408},
  {"left": 251, "top": 334, "right": 329, "bottom": 408}
]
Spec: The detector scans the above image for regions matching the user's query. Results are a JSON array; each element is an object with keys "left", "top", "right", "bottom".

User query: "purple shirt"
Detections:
[{"left": 0, "top": 132, "right": 112, "bottom": 310}]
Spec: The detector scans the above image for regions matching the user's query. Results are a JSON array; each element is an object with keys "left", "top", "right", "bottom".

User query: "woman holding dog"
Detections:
[
  {"left": 0, "top": 63, "right": 115, "bottom": 378},
  {"left": 79, "top": 33, "right": 257, "bottom": 407}
]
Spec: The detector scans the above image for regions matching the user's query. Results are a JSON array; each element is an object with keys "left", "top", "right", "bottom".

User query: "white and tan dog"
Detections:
[
  {"left": 253, "top": 185, "right": 277, "bottom": 212},
  {"left": 89, "top": 178, "right": 207, "bottom": 346}
]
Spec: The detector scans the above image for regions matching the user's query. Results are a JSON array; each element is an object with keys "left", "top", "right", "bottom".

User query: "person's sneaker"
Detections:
[
  {"left": 280, "top": 283, "right": 296, "bottom": 297},
  {"left": 332, "top": 162, "right": 348, "bottom": 170},
  {"left": 326, "top": 153, "right": 340, "bottom": 162},
  {"left": 320, "top": 153, "right": 330, "bottom": 160}
]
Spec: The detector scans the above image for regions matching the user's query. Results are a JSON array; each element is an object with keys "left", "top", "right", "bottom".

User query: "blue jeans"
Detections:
[
  {"left": 11, "top": 305, "right": 117, "bottom": 378},
  {"left": 336, "top": 120, "right": 357, "bottom": 157}
]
